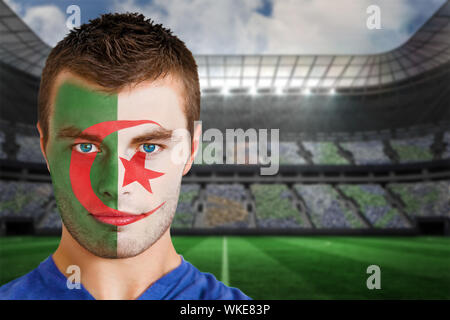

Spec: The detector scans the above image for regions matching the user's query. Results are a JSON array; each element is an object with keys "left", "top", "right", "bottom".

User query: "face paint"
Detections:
[
  {"left": 69, "top": 120, "right": 166, "bottom": 226},
  {"left": 47, "top": 78, "right": 190, "bottom": 258}
]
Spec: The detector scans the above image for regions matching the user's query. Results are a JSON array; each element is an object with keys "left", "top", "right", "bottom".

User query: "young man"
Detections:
[{"left": 0, "top": 13, "right": 250, "bottom": 300}]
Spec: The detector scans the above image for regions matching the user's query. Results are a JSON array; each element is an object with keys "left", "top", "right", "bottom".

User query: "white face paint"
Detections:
[{"left": 116, "top": 76, "right": 192, "bottom": 258}]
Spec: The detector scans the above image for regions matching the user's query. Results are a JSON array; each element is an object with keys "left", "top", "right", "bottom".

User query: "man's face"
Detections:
[{"left": 44, "top": 72, "right": 192, "bottom": 258}]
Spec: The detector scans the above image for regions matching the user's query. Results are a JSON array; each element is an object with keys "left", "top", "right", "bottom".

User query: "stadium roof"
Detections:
[
  {"left": 0, "top": 0, "right": 449, "bottom": 90},
  {"left": 199, "top": 1, "right": 450, "bottom": 93},
  {"left": 0, "top": 1, "right": 51, "bottom": 77}
]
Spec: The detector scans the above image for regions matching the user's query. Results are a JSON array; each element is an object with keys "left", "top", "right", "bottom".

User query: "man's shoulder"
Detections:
[
  {"left": 160, "top": 257, "right": 252, "bottom": 300},
  {"left": 0, "top": 266, "right": 44, "bottom": 300},
  {"left": 0, "top": 256, "right": 89, "bottom": 300}
]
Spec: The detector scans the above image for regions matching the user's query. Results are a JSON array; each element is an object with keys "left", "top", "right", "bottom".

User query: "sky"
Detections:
[{"left": 4, "top": 0, "right": 446, "bottom": 55}]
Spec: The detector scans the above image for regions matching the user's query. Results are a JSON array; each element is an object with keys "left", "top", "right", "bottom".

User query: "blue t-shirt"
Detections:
[{"left": 0, "top": 255, "right": 251, "bottom": 300}]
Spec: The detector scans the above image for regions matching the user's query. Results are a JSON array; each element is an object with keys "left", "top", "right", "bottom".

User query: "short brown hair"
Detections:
[{"left": 38, "top": 12, "right": 200, "bottom": 149}]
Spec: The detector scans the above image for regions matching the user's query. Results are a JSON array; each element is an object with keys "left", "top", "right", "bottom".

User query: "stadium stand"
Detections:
[
  {"left": 172, "top": 184, "right": 200, "bottom": 228},
  {"left": 390, "top": 135, "right": 435, "bottom": 163},
  {"left": 277, "top": 142, "right": 307, "bottom": 165},
  {"left": 0, "top": 0, "right": 449, "bottom": 235},
  {"left": 340, "top": 140, "right": 391, "bottom": 165},
  {"left": 201, "top": 184, "right": 250, "bottom": 228},
  {"left": 337, "top": 184, "right": 410, "bottom": 228},
  {"left": 16, "top": 134, "right": 45, "bottom": 163},
  {"left": 388, "top": 181, "right": 450, "bottom": 218},
  {"left": 252, "top": 184, "right": 304, "bottom": 228},
  {"left": 294, "top": 184, "right": 364, "bottom": 228},
  {"left": 0, "top": 181, "right": 53, "bottom": 222},
  {"left": 302, "top": 142, "right": 350, "bottom": 165}
]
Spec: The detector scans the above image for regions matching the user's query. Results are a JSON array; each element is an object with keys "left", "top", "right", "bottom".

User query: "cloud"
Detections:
[
  {"left": 113, "top": 0, "right": 444, "bottom": 55},
  {"left": 114, "top": 0, "right": 269, "bottom": 54},
  {"left": 4, "top": 0, "right": 69, "bottom": 47},
  {"left": 22, "top": 5, "right": 69, "bottom": 47},
  {"left": 4, "top": 0, "right": 21, "bottom": 14},
  {"left": 5, "top": 0, "right": 445, "bottom": 53}
]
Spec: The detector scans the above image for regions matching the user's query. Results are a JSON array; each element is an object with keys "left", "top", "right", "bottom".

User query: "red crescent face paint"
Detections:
[
  {"left": 69, "top": 120, "right": 166, "bottom": 226},
  {"left": 46, "top": 74, "right": 192, "bottom": 258}
]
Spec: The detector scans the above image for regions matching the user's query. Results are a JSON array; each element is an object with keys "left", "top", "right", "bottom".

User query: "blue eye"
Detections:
[
  {"left": 75, "top": 143, "right": 98, "bottom": 153},
  {"left": 141, "top": 144, "right": 159, "bottom": 154},
  {"left": 80, "top": 144, "right": 92, "bottom": 152}
]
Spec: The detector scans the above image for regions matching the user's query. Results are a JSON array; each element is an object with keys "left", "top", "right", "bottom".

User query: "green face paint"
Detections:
[{"left": 47, "top": 82, "right": 119, "bottom": 258}]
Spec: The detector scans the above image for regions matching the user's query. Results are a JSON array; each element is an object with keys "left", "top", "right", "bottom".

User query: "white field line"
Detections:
[{"left": 221, "top": 236, "right": 229, "bottom": 286}]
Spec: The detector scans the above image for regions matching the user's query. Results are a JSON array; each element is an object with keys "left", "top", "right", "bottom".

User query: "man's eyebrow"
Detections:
[
  {"left": 57, "top": 125, "right": 175, "bottom": 144},
  {"left": 130, "top": 127, "right": 174, "bottom": 144},
  {"left": 57, "top": 126, "right": 102, "bottom": 142}
]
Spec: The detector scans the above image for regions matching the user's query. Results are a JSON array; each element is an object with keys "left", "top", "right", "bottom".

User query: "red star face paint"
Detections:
[
  {"left": 120, "top": 150, "right": 164, "bottom": 194},
  {"left": 46, "top": 73, "right": 191, "bottom": 258}
]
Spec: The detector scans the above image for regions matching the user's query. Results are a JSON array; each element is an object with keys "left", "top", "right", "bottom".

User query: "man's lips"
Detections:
[
  {"left": 90, "top": 202, "right": 165, "bottom": 226},
  {"left": 90, "top": 212, "right": 148, "bottom": 226}
]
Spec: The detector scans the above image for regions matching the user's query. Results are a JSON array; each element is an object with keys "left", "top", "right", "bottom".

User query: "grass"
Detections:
[{"left": 1, "top": 235, "right": 449, "bottom": 299}]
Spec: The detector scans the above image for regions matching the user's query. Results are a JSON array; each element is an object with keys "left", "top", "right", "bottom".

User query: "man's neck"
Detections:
[{"left": 52, "top": 226, "right": 181, "bottom": 300}]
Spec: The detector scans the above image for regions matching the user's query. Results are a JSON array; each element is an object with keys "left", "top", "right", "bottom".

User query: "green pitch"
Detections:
[{"left": 1, "top": 235, "right": 449, "bottom": 299}]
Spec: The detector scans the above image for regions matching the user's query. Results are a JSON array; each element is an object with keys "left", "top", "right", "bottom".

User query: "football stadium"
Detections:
[{"left": 0, "top": 0, "right": 449, "bottom": 299}]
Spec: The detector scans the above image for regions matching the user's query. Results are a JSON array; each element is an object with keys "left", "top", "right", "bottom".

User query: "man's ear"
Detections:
[
  {"left": 182, "top": 122, "right": 202, "bottom": 176},
  {"left": 36, "top": 122, "right": 50, "bottom": 172}
]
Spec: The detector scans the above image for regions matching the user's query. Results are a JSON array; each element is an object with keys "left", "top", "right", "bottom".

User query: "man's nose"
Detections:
[{"left": 93, "top": 155, "right": 118, "bottom": 209}]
